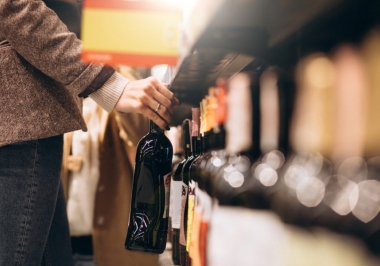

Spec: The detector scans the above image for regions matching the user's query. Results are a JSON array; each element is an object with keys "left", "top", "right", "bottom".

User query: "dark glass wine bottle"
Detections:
[
  {"left": 125, "top": 120, "right": 173, "bottom": 254},
  {"left": 172, "top": 119, "right": 191, "bottom": 265},
  {"left": 206, "top": 72, "right": 256, "bottom": 207},
  {"left": 179, "top": 118, "right": 194, "bottom": 266},
  {"left": 182, "top": 108, "right": 201, "bottom": 266},
  {"left": 167, "top": 126, "right": 183, "bottom": 246}
]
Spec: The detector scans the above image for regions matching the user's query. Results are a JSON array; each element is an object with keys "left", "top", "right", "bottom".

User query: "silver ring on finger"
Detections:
[{"left": 154, "top": 103, "right": 161, "bottom": 113}]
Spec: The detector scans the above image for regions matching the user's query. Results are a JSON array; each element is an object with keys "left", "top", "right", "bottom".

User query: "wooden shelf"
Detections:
[{"left": 170, "top": 0, "right": 380, "bottom": 104}]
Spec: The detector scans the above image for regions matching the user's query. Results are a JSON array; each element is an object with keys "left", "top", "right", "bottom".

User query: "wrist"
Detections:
[{"left": 89, "top": 72, "right": 129, "bottom": 112}]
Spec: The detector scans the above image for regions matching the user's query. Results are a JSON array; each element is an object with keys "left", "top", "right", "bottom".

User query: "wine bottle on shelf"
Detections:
[
  {"left": 183, "top": 85, "right": 220, "bottom": 266},
  {"left": 186, "top": 100, "right": 209, "bottom": 266},
  {"left": 188, "top": 99, "right": 208, "bottom": 191},
  {"left": 183, "top": 108, "right": 201, "bottom": 266},
  {"left": 188, "top": 91, "right": 215, "bottom": 266},
  {"left": 178, "top": 120, "right": 193, "bottom": 265},
  {"left": 167, "top": 126, "right": 184, "bottom": 246},
  {"left": 125, "top": 120, "right": 173, "bottom": 254},
  {"left": 195, "top": 83, "right": 228, "bottom": 199},
  {"left": 270, "top": 52, "right": 340, "bottom": 230},
  {"left": 202, "top": 78, "right": 229, "bottom": 174},
  {"left": 180, "top": 111, "right": 203, "bottom": 266},
  {"left": 172, "top": 120, "right": 191, "bottom": 265},
  {"left": 180, "top": 94, "right": 212, "bottom": 266},
  {"left": 247, "top": 67, "right": 291, "bottom": 206},
  {"left": 209, "top": 71, "right": 263, "bottom": 208},
  {"left": 168, "top": 126, "right": 184, "bottom": 170}
]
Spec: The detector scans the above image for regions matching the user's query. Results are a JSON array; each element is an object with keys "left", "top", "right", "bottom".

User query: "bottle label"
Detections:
[
  {"left": 171, "top": 180, "right": 183, "bottom": 229},
  {"left": 201, "top": 188, "right": 214, "bottom": 222},
  {"left": 179, "top": 182, "right": 189, "bottom": 245},
  {"left": 163, "top": 173, "right": 171, "bottom": 219},
  {"left": 190, "top": 182, "right": 203, "bottom": 263},
  {"left": 226, "top": 73, "right": 253, "bottom": 154},
  {"left": 189, "top": 180, "right": 196, "bottom": 196},
  {"left": 186, "top": 194, "right": 195, "bottom": 251},
  {"left": 186, "top": 180, "right": 196, "bottom": 251}
]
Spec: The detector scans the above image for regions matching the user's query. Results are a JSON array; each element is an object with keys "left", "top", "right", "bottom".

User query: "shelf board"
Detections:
[
  {"left": 170, "top": 0, "right": 378, "bottom": 103},
  {"left": 170, "top": 48, "right": 255, "bottom": 105}
]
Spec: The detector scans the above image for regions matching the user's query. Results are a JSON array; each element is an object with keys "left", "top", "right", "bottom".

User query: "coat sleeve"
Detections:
[{"left": 0, "top": 0, "right": 111, "bottom": 96}]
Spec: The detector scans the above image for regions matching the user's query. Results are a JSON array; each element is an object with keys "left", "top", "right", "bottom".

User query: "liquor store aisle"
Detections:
[
  {"left": 165, "top": 67, "right": 380, "bottom": 265},
  {"left": 68, "top": 0, "right": 380, "bottom": 265},
  {"left": 161, "top": 0, "right": 380, "bottom": 265}
]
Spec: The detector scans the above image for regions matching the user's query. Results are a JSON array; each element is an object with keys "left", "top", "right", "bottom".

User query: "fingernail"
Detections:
[
  {"left": 176, "top": 98, "right": 181, "bottom": 106},
  {"left": 166, "top": 125, "right": 170, "bottom": 131}
]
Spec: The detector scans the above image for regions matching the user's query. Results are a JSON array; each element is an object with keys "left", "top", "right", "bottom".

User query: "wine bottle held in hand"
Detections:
[{"left": 125, "top": 120, "right": 173, "bottom": 254}]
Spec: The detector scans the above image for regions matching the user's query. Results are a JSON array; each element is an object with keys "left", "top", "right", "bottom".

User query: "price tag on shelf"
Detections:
[{"left": 81, "top": 0, "right": 182, "bottom": 67}]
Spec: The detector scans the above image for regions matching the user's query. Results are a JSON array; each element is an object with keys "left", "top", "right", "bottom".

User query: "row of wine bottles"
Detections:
[
  {"left": 123, "top": 27, "right": 380, "bottom": 264},
  {"left": 167, "top": 28, "right": 380, "bottom": 265}
]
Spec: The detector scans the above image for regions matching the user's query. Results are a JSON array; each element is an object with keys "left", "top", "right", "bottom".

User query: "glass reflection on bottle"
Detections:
[{"left": 125, "top": 120, "right": 173, "bottom": 254}]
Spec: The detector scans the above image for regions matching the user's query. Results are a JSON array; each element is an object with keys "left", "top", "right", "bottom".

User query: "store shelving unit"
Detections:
[{"left": 169, "top": 0, "right": 380, "bottom": 105}]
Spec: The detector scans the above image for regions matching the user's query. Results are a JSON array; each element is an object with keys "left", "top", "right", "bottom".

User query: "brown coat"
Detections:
[{"left": 0, "top": 0, "right": 109, "bottom": 146}]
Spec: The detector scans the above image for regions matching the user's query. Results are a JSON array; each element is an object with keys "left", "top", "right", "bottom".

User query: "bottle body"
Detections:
[
  {"left": 172, "top": 158, "right": 186, "bottom": 264},
  {"left": 125, "top": 122, "right": 173, "bottom": 254},
  {"left": 172, "top": 119, "right": 192, "bottom": 264},
  {"left": 180, "top": 153, "right": 198, "bottom": 266}
]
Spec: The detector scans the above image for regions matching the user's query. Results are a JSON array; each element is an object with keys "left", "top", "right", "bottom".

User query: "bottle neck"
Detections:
[
  {"left": 201, "top": 133, "right": 209, "bottom": 153},
  {"left": 150, "top": 120, "right": 163, "bottom": 133},
  {"left": 182, "top": 119, "right": 191, "bottom": 158},
  {"left": 191, "top": 136, "right": 201, "bottom": 156},
  {"left": 214, "top": 125, "right": 226, "bottom": 150},
  {"left": 184, "top": 142, "right": 191, "bottom": 158},
  {"left": 225, "top": 73, "right": 254, "bottom": 155}
]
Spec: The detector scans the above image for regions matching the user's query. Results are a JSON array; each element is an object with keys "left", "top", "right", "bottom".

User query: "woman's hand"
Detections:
[{"left": 114, "top": 76, "right": 181, "bottom": 130}]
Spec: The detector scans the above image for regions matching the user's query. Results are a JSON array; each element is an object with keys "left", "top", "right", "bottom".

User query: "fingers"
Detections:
[
  {"left": 143, "top": 97, "right": 172, "bottom": 126},
  {"left": 140, "top": 106, "right": 169, "bottom": 130},
  {"left": 150, "top": 88, "right": 174, "bottom": 116},
  {"left": 150, "top": 77, "right": 181, "bottom": 107},
  {"left": 140, "top": 77, "right": 180, "bottom": 125},
  {"left": 113, "top": 76, "right": 180, "bottom": 130}
]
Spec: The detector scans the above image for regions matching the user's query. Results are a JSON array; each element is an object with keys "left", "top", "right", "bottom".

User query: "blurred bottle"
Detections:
[
  {"left": 181, "top": 108, "right": 201, "bottom": 266},
  {"left": 167, "top": 126, "right": 183, "bottom": 246},
  {"left": 270, "top": 33, "right": 380, "bottom": 255},
  {"left": 168, "top": 126, "right": 184, "bottom": 171},
  {"left": 269, "top": 52, "right": 339, "bottom": 232},
  {"left": 172, "top": 120, "right": 191, "bottom": 264},
  {"left": 188, "top": 101, "right": 208, "bottom": 266},
  {"left": 179, "top": 119, "right": 192, "bottom": 266},
  {"left": 186, "top": 79, "right": 228, "bottom": 266},
  {"left": 210, "top": 71, "right": 263, "bottom": 208},
  {"left": 125, "top": 120, "right": 173, "bottom": 253},
  {"left": 249, "top": 67, "right": 290, "bottom": 207},
  {"left": 357, "top": 29, "right": 380, "bottom": 254}
]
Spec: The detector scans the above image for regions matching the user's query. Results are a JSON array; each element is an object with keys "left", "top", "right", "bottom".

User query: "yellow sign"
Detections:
[{"left": 81, "top": 0, "right": 181, "bottom": 67}]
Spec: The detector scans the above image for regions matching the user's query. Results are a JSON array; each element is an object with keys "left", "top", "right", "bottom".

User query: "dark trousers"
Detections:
[{"left": 0, "top": 135, "right": 74, "bottom": 265}]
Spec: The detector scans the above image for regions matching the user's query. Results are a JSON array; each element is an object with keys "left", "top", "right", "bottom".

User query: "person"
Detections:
[{"left": 0, "top": 1, "right": 180, "bottom": 265}]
